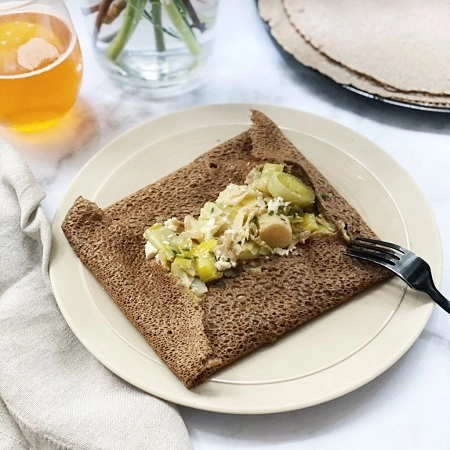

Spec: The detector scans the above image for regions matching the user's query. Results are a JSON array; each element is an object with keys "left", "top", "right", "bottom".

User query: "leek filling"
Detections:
[{"left": 143, "top": 163, "right": 335, "bottom": 297}]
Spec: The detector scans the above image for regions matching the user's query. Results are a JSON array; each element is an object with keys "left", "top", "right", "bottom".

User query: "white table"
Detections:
[{"left": 4, "top": 1, "right": 450, "bottom": 448}]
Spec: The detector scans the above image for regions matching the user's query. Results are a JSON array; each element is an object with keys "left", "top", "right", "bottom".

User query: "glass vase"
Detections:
[{"left": 82, "top": 0, "right": 219, "bottom": 97}]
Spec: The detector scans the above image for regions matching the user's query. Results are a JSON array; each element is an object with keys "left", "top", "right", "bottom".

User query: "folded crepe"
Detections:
[{"left": 61, "top": 110, "right": 390, "bottom": 388}]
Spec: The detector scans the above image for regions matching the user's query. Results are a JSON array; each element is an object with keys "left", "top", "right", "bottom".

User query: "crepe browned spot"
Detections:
[
  {"left": 258, "top": 0, "right": 450, "bottom": 108},
  {"left": 61, "top": 110, "right": 390, "bottom": 388}
]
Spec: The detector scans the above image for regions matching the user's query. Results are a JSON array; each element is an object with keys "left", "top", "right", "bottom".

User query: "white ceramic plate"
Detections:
[{"left": 49, "top": 104, "right": 441, "bottom": 414}]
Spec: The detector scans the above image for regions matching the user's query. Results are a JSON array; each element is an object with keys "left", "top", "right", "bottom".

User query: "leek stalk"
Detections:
[
  {"left": 162, "top": 0, "right": 201, "bottom": 56},
  {"left": 151, "top": 0, "right": 165, "bottom": 52},
  {"left": 106, "top": 0, "right": 147, "bottom": 60},
  {"left": 105, "top": 0, "right": 203, "bottom": 61}
]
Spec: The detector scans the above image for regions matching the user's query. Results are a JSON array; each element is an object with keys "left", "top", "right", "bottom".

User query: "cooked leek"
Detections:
[
  {"left": 256, "top": 163, "right": 283, "bottom": 194},
  {"left": 268, "top": 172, "right": 315, "bottom": 206},
  {"left": 195, "top": 254, "right": 222, "bottom": 282}
]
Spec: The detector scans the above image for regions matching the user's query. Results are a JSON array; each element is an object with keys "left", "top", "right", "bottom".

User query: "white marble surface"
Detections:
[{"left": 3, "top": 1, "right": 450, "bottom": 448}]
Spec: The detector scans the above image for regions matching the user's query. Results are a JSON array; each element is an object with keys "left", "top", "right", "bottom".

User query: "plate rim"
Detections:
[{"left": 49, "top": 103, "right": 441, "bottom": 414}]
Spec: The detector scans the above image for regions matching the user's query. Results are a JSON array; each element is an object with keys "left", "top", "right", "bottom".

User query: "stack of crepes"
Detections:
[
  {"left": 61, "top": 110, "right": 390, "bottom": 388},
  {"left": 258, "top": 0, "right": 450, "bottom": 109}
]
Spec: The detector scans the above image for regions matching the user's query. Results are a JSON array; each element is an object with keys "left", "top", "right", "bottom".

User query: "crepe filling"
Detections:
[{"left": 144, "top": 163, "right": 335, "bottom": 296}]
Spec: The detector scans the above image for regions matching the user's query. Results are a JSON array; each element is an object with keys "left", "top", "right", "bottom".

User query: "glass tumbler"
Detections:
[{"left": 0, "top": 0, "right": 83, "bottom": 132}]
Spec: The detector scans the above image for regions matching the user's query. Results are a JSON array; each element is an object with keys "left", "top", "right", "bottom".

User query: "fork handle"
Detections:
[{"left": 426, "top": 285, "right": 450, "bottom": 315}]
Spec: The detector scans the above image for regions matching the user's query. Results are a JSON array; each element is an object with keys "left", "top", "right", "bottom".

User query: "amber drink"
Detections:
[{"left": 0, "top": 1, "right": 82, "bottom": 132}]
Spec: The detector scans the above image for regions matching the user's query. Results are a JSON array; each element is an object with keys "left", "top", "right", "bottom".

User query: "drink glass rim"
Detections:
[{"left": 0, "top": 1, "right": 38, "bottom": 12}]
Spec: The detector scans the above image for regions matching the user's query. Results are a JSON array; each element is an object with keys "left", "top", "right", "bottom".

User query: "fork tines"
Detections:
[
  {"left": 345, "top": 237, "right": 450, "bottom": 314},
  {"left": 345, "top": 237, "right": 407, "bottom": 267}
]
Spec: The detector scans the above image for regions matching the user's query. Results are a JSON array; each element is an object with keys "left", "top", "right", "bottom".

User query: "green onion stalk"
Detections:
[{"left": 104, "top": 0, "right": 203, "bottom": 61}]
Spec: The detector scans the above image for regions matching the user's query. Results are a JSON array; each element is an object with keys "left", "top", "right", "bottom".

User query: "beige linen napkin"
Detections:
[{"left": 0, "top": 140, "right": 193, "bottom": 450}]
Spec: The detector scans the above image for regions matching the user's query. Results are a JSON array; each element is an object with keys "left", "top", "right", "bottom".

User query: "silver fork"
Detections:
[{"left": 345, "top": 237, "right": 450, "bottom": 314}]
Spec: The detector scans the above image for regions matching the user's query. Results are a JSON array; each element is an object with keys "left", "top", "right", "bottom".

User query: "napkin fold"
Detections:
[{"left": 0, "top": 140, "right": 192, "bottom": 450}]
